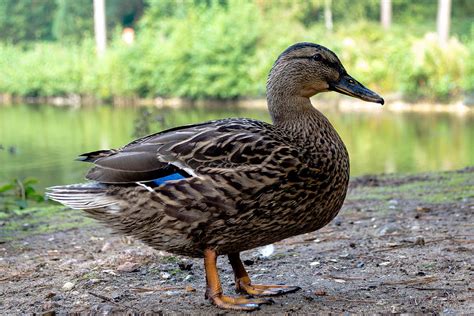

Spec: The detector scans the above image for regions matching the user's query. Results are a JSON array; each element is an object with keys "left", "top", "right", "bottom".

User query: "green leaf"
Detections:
[{"left": 0, "top": 184, "right": 15, "bottom": 193}]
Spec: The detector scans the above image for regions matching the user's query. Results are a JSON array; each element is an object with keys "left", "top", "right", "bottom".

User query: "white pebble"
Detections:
[{"left": 62, "top": 282, "right": 75, "bottom": 291}]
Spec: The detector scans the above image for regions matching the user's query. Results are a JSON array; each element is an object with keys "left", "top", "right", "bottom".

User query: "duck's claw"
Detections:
[
  {"left": 210, "top": 294, "right": 274, "bottom": 311},
  {"left": 236, "top": 281, "right": 301, "bottom": 296}
]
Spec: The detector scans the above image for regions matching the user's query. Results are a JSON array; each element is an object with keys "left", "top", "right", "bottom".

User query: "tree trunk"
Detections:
[
  {"left": 93, "top": 0, "right": 106, "bottom": 56},
  {"left": 324, "top": 0, "right": 333, "bottom": 32},
  {"left": 381, "top": 0, "right": 391, "bottom": 29},
  {"left": 437, "top": 0, "right": 451, "bottom": 46}
]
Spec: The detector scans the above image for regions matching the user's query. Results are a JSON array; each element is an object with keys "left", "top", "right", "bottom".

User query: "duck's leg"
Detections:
[
  {"left": 228, "top": 252, "right": 301, "bottom": 296},
  {"left": 204, "top": 249, "right": 273, "bottom": 311}
]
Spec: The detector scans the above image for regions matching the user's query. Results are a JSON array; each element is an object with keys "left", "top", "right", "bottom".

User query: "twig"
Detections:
[
  {"left": 381, "top": 275, "right": 437, "bottom": 286},
  {"left": 130, "top": 286, "right": 186, "bottom": 293},
  {"left": 410, "top": 287, "right": 457, "bottom": 291},
  {"left": 88, "top": 291, "right": 138, "bottom": 312},
  {"left": 327, "top": 274, "right": 366, "bottom": 281}
]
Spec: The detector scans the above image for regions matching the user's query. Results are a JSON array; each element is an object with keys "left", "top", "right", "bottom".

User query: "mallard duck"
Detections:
[{"left": 47, "top": 42, "right": 383, "bottom": 311}]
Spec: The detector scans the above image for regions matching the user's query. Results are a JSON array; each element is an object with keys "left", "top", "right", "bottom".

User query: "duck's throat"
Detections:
[{"left": 267, "top": 92, "right": 322, "bottom": 131}]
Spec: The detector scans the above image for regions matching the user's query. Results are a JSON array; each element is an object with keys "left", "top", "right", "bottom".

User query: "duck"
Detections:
[{"left": 47, "top": 42, "right": 384, "bottom": 311}]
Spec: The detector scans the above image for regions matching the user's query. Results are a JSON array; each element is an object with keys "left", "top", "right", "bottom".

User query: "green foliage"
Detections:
[
  {"left": 463, "top": 27, "right": 474, "bottom": 93},
  {"left": 0, "top": 178, "right": 45, "bottom": 211},
  {"left": 52, "top": 0, "right": 93, "bottom": 42},
  {"left": 0, "top": 0, "right": 473, "bottom": 101},
  {"left": 0, "top": 0, "right": 56, "bottom": 43},
  {"left": 0, "top": 42, "right": 95, "bottom": 96},
  {"left": 399, "top": 33, "right": 469, "bottom": 102}
]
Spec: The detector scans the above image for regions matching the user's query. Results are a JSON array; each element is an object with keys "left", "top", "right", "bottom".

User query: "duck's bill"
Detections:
[{"left": 329, "top": 74, "right": 384, "bottom": 105}]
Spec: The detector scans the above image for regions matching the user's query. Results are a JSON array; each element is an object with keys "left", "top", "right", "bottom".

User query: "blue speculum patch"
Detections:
[{"left": 152, "top": 173, "right": 187, "bottom": 185}]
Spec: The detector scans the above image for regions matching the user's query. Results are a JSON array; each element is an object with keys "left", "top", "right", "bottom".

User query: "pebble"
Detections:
[
  {"left": 377, "top": 223, "right": 401, "bottom": 236},
  {"left": 379, "top": 261, "right": 391, "bottom": 266},
  {"left": 160, "top": 272, "right": 171, "bottom": 279},
  {"left": 258, "top": 244, "right": 274, "bottom": 257},
  {"left": 414, "top": 236, "right": 425, "bottom": 245},
  {"left": 314, "top": 289, "right": 327, "bottom": 296},
  {"left": 117, "top": 262, "right": 140, "bottom": 273},
  {"left": 356, "top": 262, "right": 365, "bottom": 268},
  {"left": 309, "top": 261, "right": 320, "bottom": 266},
  {"left": 243, "top": 259, "right": 254, "bottom": 266},
  {"left": 178, "top": 262, "right": 193, "bottom": 271},
  {"left": 184, "top": 274, "right": 193, "bottom": 281},
  {"left": 100, "top": 241, "right": 112, "bottom": 252},
  {"left": 62, "top": 281, "right": 75, "bottom": 291}
]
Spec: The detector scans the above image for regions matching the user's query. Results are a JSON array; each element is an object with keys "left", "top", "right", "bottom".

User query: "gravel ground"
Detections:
[{"left": 1, "top": 168, "right": 473, "bottom": 314}]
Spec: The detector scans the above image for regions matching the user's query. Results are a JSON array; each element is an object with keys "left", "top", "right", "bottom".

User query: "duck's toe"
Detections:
[
  {"left": 211, "top": 294, "right": 274, "bottom": 311},
  {"left": 237, "top": 282, "right": 301, "bottom": 296}
]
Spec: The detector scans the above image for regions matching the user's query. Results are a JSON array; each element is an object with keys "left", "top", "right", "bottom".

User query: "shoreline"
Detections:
[{"left": 0, "top": 93, "right": 473, "bottom": 114}]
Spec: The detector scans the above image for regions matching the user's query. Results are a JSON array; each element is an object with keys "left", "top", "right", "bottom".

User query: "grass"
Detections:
[
  {"left": 0, "top": 205, "right": 95, "bottom": 241},
  {"left": 348, "top": 169, "right": 473, "bottom": 205}
]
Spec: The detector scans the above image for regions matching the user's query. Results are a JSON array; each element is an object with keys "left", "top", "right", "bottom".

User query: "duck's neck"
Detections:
[
  {"left": 266, "top": 87, "right": 329, "bottom": 140},
  {"left": 267, "top": 92, "right": 314, "bottom": 125}
]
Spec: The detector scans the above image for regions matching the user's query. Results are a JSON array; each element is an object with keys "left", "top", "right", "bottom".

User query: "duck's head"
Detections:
[{"left": 268, "top": 42, "right": 384, "bottom": 105}]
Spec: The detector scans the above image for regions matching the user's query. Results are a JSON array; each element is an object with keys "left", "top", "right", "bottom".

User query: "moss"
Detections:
[
  {"left": 348, "top": 170, "right": 473, "bottom": 206},
  {"left": 0, "top": 205, "right": 95, "bottom": 241}
]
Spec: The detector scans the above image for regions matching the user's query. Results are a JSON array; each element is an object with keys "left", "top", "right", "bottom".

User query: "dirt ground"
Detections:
[{"left": 1, "top": 168, "right": 473, "bottom": 315}]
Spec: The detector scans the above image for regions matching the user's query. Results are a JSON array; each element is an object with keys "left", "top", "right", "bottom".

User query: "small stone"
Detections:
[
  {"left": 356, "top": 262, "right": 365, "bottom": 268},
  {"left": 377, "top": 223, "right": 401, "bottom": 236},
  {"left": 45, "top": 292, "right": 56, "bottom": 299},
  {"left": 309, "top": 261, "right": 320, "bottom": 266},
  {"left": 185, "top": 285, "right": 196, "bottom": 292},
  {"left": 333, "top": 279, "right": 346, "bottom": 283},
  {"left": 243, "top": 259, "right": 254, "bottom": 266},
  {"left": 184, "top": 275, "right": 193, "bottom": 281},
  {"left": 314, "top": 289, "right": 327, "bottom": 296},
  {"left": 414, "top": 236, "right": 425, "bottom": 246},
  {"left": 160, "top": 272, "right": 171, "bottom": 279},
  {"left": 379, "top": 261, "right": 391, "bottom": 266},
  {"left": 62, "top": 282, "right": 75, "bottom": 291},
  {"left": 117, "top": 262, "right": 140, "bottom": 273},
  {"left": 178, "top": 262, "right": 193, "bottom": 271},
  {"left": 258, "top": 244, "right": 274, "bottom": 258},
  {"left": 100, "top": 241, "right": 112, "bottom": 252},
  {"left": 42, "top": 301, "right": 57, "bottom": 311}
]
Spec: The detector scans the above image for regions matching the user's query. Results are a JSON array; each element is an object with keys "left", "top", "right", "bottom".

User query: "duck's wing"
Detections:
[{"left": 79, "top": 118, "right": 306, "bottom": 185}]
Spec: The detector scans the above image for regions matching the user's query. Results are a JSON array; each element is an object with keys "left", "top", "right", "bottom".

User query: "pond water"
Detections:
[{"left": 0, "top": 103, "right": 473, "bottom": 191}]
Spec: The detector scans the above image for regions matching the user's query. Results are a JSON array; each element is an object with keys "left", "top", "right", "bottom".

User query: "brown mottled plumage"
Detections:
[{"left": 47, "top": 42, "right": 383, "bottom": 311}]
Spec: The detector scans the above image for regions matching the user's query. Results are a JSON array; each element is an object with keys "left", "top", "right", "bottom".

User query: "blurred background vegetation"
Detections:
[
  {"left": 0, "top": 0, "right": 473, "bottom": 102},
  {"left": 0, "top": 0, "right": 473, "bottom": 212}
]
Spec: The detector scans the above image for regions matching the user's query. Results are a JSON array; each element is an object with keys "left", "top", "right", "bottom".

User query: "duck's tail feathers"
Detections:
[{"left": 46, "top": 182, "right": 119, "bottom": 210}]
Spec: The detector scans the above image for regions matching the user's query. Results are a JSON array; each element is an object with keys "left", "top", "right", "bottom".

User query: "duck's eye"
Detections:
[{"left": 312, "top": 54, "right": 322, "bottom": 61}]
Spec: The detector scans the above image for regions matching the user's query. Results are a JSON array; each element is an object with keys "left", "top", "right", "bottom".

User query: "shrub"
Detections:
[{"left": 400, "top": 33, "right": 469, "bottom": 102}]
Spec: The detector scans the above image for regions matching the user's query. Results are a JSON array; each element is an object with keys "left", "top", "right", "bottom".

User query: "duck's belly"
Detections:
[
  {"left": 204, "top": 181, "right": 348, "bottom": 255},
  {"left": 116, "top": 179, "right": 348, "bottom": 258}
]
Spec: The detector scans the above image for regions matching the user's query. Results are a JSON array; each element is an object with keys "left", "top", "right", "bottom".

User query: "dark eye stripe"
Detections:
[{"left": 291, "top": 55, "right": 340, "bottom": 68}]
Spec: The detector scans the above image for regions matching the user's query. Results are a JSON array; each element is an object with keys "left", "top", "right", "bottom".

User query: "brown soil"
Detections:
[{"left": 1, "top": 168, "right": 473, "bottom": 315}]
